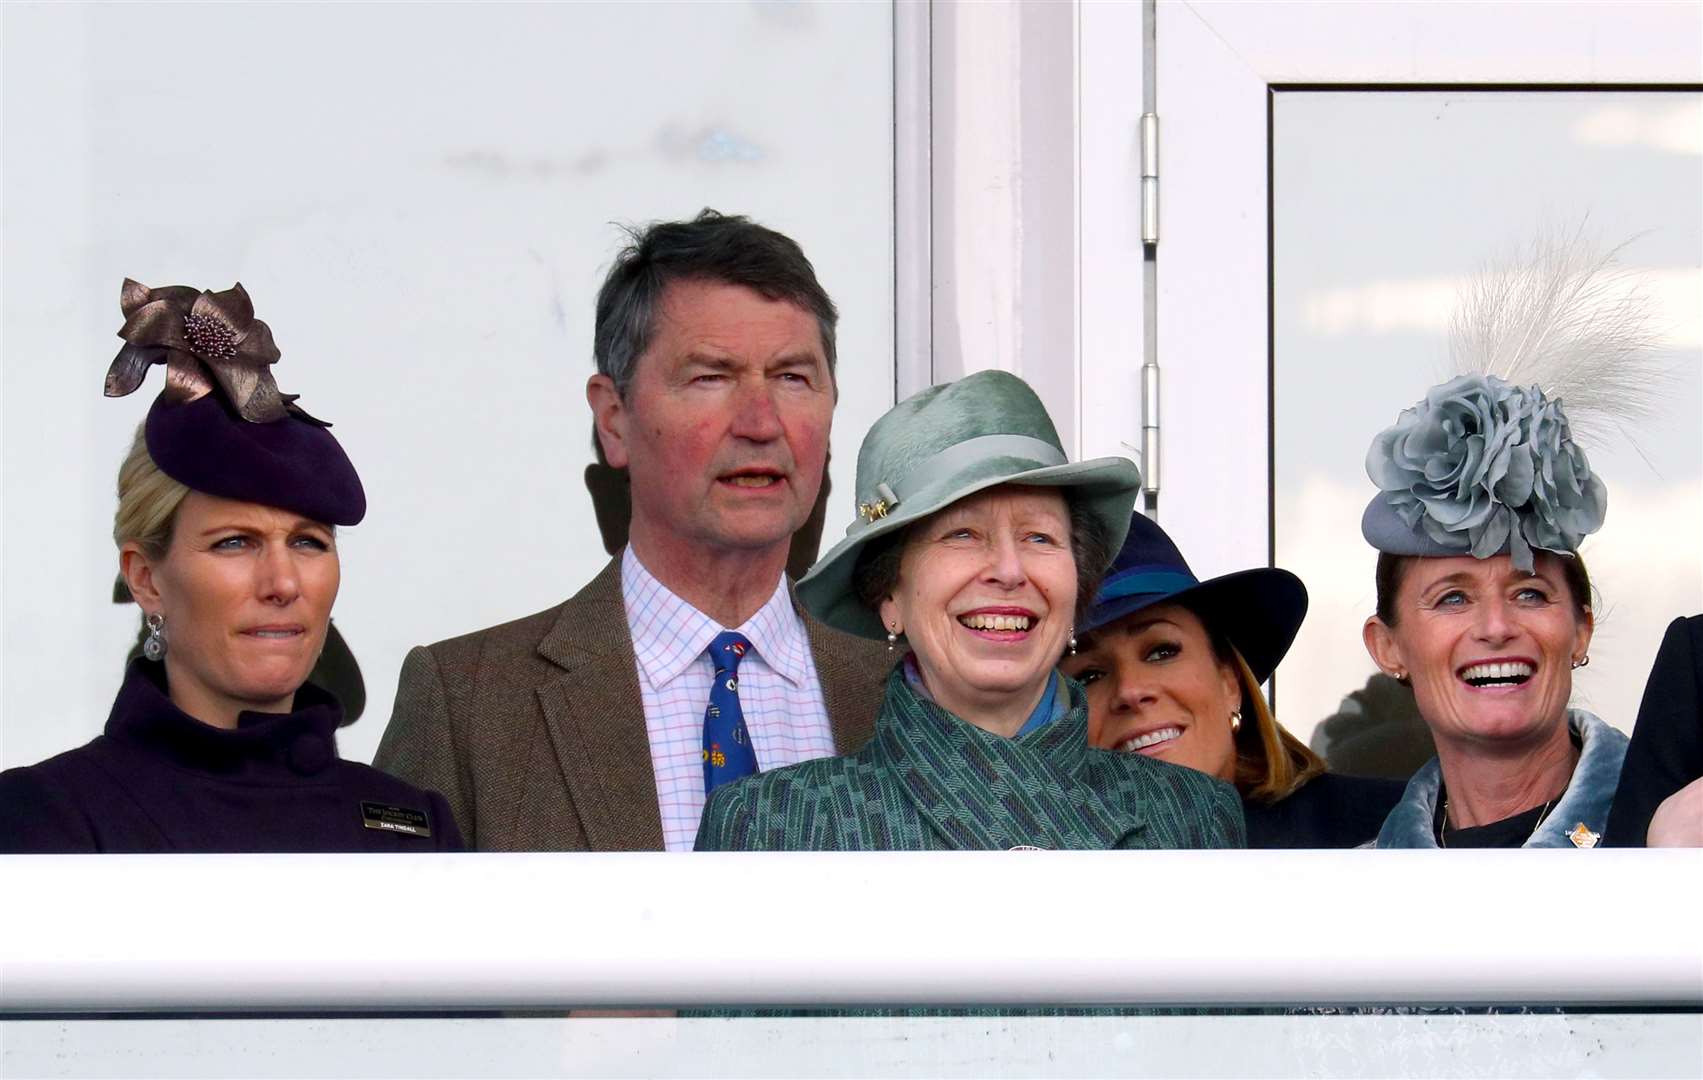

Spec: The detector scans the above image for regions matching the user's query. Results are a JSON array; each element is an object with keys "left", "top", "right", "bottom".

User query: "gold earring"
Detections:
[{"left": 1229, "top": 709, "right": 1242, "bottom": 733}]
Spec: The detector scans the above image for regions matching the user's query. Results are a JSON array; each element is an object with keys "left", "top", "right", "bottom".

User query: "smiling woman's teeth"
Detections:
[
  {"left": 1118, "top": 727, "right": 1182, "bottom": 752},
  {"left": 1459, "top": 660, "right": 1535, "bottom": 686},
  {"left": 960, "top": 613, "right": 1031, "bottom": 631}
]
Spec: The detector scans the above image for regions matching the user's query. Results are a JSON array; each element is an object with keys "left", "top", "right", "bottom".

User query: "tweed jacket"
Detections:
[
  {"left": 1375, "top": 710, "right": 1628, "bottom": 849},
  {"left": 374, "top": 559, "right": 887, "bottom": 851},
  {"left": 696, "top": 668, "right": 1245, "bottom": 851}
]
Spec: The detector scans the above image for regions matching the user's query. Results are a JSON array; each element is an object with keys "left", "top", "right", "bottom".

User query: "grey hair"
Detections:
[{"left": 592, "top": 209, "right": 838, "bottom": 398}]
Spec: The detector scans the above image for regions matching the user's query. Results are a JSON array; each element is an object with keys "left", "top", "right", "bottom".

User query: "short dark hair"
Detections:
[
  {"left": 852, "top": 494, "right": 1115, "bottom": 628},
  {"left": 1373, "top": 550, "right": 1594, "bottom": 627},
  {"left": 593, "top": 209, "right": 838, "bottom": 398}
]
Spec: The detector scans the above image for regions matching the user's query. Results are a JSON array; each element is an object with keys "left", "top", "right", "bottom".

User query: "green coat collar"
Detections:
[{"left": 867, "top": 668, "right": 1147, "bottom": 850}]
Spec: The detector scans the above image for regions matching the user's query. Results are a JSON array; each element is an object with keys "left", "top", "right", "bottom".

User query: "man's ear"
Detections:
[
  {"left": 121, "top": 544, "right": 163, "bottom": 615},
  {"left": 586, "top": 374, "right": 629, "bottom": 470},
  {"left": 1363, "top": 616, "right": 1406, "bottom": 678}
]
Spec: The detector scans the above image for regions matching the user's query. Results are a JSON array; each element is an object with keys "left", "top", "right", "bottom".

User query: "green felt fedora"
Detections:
[{"left": 797, "top": 370, "right": 1142, "bottom": 639}]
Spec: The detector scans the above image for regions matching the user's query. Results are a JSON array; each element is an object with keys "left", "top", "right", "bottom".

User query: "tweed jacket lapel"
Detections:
[
  {"left": 871, "top": 671, "right": 1144, "bottom": 850},
  {"left": 801, "top": 605, "right": 885, "bottom": 756},
  {"left": 533, "top": 560, "right": 666, "bottom": 851}
]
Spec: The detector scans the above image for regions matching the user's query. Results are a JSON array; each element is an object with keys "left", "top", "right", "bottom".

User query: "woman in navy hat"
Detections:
[
  {"left": 0, "top": 280, "right": 462, "bottom": 852},
  {"left": 1062, "top": 514, "right": 1404, "bottom": 848}
]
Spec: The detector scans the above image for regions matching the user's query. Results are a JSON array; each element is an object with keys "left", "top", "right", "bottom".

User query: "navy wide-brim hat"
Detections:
[
  {"left": 107, "top": 279, "right": 365, "bottom": 526},
  {"left": 1081, "top": 512, "right": 1307, "bottom": 685},
  {"left": 145, "top": 395, "right": 366, "bottom": 526}
]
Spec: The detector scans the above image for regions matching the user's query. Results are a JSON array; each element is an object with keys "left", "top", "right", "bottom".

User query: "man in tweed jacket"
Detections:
[{"left": 375, "top": 212, "right": 887, "bottom": 850}]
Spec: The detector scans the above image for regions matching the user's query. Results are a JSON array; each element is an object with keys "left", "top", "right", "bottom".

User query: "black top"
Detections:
[
  {"left": 0, "top": 660, "right": 462, "bottom": 853},
  {"left": 1437, "top": 801, "right": 1552, "bottom": 849},
  {"left": 1605, "top": 614, "right": 1703, "bottom": 847},
  {"left": 1243, "top": 772, "right": 1407, "bottom": 849}
]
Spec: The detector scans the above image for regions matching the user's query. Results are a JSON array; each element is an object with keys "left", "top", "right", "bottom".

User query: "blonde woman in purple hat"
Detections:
[{"left": 0, "top": 280, "right": 461, "bottom": 852}]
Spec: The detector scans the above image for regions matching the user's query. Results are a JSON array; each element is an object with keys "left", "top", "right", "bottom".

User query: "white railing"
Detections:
[{"left": 2, "top": 851, "right": 1700, "bottom": 1012}]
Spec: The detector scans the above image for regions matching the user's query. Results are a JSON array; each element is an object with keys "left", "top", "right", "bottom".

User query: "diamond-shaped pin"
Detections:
[{"left": 1567, "top": 822, "right": 1600, "bottom": 849}]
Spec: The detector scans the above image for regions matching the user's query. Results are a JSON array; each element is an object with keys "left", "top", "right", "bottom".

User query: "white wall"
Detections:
[{"left": 0, "top": 1, "right": 896, "bottom": 767}]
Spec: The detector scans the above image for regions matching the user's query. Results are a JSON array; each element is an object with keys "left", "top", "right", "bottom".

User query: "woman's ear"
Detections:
[
  {"left": 1573, "top": 607, "right": 1596, "bottom": 665},
  {"left": 878, "top": 595, "right": 902, "bottom": 638},
  {"left": 1363, "top": 616, "right": 1405, "bottom": 679},
  {"left": 120, "top": 543, "right": 163, "bottom": 615},
  {"left": 1216, "top": 656, "right": 1242, "bottom": 712}
]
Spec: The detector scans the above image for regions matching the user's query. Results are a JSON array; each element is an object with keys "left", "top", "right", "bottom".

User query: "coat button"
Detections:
[{"left": 288, "top": 732, "right": 332, "bottom": 775}]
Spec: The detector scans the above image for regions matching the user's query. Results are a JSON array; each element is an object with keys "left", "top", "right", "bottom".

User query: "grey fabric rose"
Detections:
[{"left": 1365, "top": 374, "right": 1605, "bottom": 571}]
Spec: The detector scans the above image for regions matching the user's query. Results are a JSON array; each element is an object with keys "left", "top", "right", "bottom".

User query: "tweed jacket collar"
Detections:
[
  {"left": 868, "top": 668, "right": 1145, "bottom": 850},
  {"left": 531, "top": 559, "right": 881, "bottom": 851},
  {"left": 1375, "top": 709, "right": 1629, "bottom": 849}
]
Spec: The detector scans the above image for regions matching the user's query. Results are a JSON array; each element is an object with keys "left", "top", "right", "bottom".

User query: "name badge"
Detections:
[{"left": 362, "top": 801, "right": 432, "bottom": 838}]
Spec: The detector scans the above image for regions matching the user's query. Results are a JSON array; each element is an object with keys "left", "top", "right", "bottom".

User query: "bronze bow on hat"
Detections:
[{"left": 104, "top": 279, "right": 318, "bottom": 424}]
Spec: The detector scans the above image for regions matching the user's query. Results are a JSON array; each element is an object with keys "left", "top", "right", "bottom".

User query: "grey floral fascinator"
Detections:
[
  {"left": 1362, "top": 228, "right": 1659, "bottom": 571},
  {"left": 1363, "top": 374, "right": 1605, "bottom": 571}
]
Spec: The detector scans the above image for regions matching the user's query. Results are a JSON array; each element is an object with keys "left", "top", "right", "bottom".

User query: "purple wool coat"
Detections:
[{"left": 0, "top": 659, "right": 462, "bottom": 853}]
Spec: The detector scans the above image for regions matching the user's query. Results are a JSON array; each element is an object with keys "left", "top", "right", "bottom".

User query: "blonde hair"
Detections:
[
  {"left": 1228, "top": 647, "right": 1328, "bottom": 804},
  {"left": 113, "top": 424, "right": 190, "bottom": 559}
]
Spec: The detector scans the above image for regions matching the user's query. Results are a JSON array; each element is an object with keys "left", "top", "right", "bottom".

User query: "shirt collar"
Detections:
[{"left": 621, "top": 546, "right": 811, "bottom": 688}]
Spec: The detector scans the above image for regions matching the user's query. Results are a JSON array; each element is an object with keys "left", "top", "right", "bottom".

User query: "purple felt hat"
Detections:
[{"left": 105, "top": 279, "right": 366, "bottom": 526}]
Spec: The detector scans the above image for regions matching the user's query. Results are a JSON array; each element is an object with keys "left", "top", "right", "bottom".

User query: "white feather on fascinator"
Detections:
[
  {"left": 1363, "top": 224, "right": 1667, "bottom": 570},
  {"left": 1447, "top": 223, "right": 1667, "bottom": 448}
]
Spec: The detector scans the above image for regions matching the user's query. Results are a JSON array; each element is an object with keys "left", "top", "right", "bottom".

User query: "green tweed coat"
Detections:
[{"left": 696, "top": 668, "right": 1245, "bottom": 851}]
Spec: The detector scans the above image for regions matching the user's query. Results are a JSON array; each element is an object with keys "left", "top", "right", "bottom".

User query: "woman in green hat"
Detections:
[{"left": 695, "top": 370, "right": 1244, "bottom": 851}]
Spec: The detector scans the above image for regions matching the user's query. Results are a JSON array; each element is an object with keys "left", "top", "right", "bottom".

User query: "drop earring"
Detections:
[
  {"left": 886, "top": 627, "right": 899, "bottom": 653},
  {"left": 143, "top": 612, "right": 168, "bottom": 661},
  {"left": 1067, "top": 627, "right": 1078, "bottom": 657}
]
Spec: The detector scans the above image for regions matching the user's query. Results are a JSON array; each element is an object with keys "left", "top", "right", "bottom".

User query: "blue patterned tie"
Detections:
[{"left": 702, "top": 631, "right": 759, "bottom": 793}]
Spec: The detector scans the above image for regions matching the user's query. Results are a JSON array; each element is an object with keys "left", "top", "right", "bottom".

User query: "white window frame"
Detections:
[{"left": 1143, "top": 0, "right": 1703, "bottom": 578}]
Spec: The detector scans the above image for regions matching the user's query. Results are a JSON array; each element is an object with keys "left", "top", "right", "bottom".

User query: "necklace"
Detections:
[{"left": 1438, "top": 796, "right": 1555, "bottom": 848}]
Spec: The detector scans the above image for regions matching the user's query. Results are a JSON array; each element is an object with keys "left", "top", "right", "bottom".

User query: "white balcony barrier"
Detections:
[{"left": 4, "top": 851, "right": 1700, "bottom": 1012}]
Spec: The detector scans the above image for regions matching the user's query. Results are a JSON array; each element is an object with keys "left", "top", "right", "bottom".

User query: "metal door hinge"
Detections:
[{"left": 1140, "top": 112, "right": 1159, "bottom": 245}]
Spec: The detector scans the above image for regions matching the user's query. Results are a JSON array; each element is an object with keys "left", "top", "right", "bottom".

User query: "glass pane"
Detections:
[
  {"left": 1, "top": 2, "right": 895, "bottom": 767},
  {"left": 1272, "top": 90, "right": 1703, "bottom": 761}
]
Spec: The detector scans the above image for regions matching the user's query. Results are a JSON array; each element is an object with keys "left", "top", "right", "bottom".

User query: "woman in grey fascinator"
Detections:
[{"left": 1360, "top": 232, "right": 1657, "bottom": 849}]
